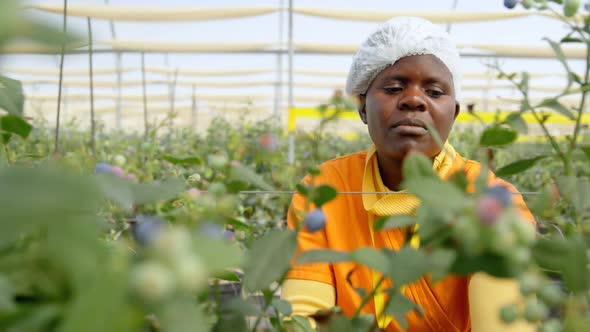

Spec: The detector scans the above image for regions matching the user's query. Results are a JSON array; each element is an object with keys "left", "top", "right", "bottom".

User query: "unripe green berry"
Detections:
[
  {"left": 524, "top": 299, "right": 549, "bottom": 322},
  {"left": 499, "top": 304, "right": 519, "bottom": 324},
  {"left": 519, "top": 273, "right": 542, "bottom": 296},
  {"left": 538, "top": 283, "right": 564, "bottom": 306},
  {"left": 131, "top": 262, "right": 175, "bottom": 302},
  {"left": 564, "top": 0, "right": 580, "bottom": 17}
]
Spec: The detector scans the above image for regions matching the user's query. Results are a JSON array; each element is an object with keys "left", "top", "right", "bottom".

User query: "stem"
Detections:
[
  {"left": 3, "top": 144, "right": 12, "bottom": 166},
  {"left": 352, "top": 276, "right": 385, "bottom": 319},
  {"left": 569, "top": 39, "right": 590, "bottom": 158},
  {"left": 54, "top": 0, "right": 68, "bottom": 155},
  {"left": 502, "top": 72, "right": 568, "bottom": 168},
  {"left": 250, "top": 283, "right": 281, "bottom": 332}
]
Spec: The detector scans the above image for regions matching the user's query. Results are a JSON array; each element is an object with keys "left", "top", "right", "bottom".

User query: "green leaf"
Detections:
[
  {"left": 557, "top": 176, "right": 590, "bottom": 215},
  {"left": 533, "top": 236, "right": 589, "bottom": 293},
  {"left": 60, "top": 270, "right": 134, "bottom": 332},
  {"left": 222, "top": 298, "right": 261, "bottom": 316},
  {"left": 428, "top": 249, "right": 457, "bottom": 284},
  {"left": 94, "top": 173, "right": 134, "bottom": 211},
  {"left": 351, "top": 248, "right": 391, "bottom": 274},
  {"left": 451, "top": 252, "right": 515, "bottom": 278},
  {"left": 404, "top": 177, "right": 465, "bottom": 214},
  {"left": 324, "top": 315, "right": 356, "bottom": 332},
  {"left": 382, "top": 291, "right": 422, "bottom": 330},
  {"left": 561, "top": 36, "right": 583, "bottom": 43},
  {"left": 162, "top": 155, "right": 202, "bottom": 165},
  {"left": 272, "top": 298, "right": 293, "bottom": 316},
  {"left": 0, "top": 75, "right": 24, "bottom": 116},
  {"left": 537, "top": 98, "right": 575, "bottom": 120},
  {"left": 374, "top": 215, "right": 416, "bottom": 231},
  {"left": 25, "top": 21, "right": 80, "bottom": 47},
  {"left": 229, "top": 164, "right": 274, "bottom": 191},
  {"left": 297, "top": 249, "right": 351, "bottom": 264},
  {"left": 385, "top": 246, "right": 430, "bottom": 286},
  {"left": 212, "top": 313, "right": 247, "bottom": 332},
  {"left": 212, "top": 270, "right": 241, "bottom": 282},
  {"left": 1, "top": 304, "right": 61, "bottom": 332},
  {"left": 504, "top": 112, "right": 528, "bottom": 134},
  {"left": 289, "top": 315, "right": 315, "bottom": 332},
  {"left": 402, "top": 153, "right": 437, "bottom": 179},
  {"left": 518, "top": 72, "right": 530, "bottom": 92},
  {"left": 0, "top": 114, "right": 32, "bottom": 143},
  {"left": 295, "top": 183, "right": 309, "bottom": 196},
  {"left": 129, "top": 178, "right": 184, "bottom": 204},
  {"left": 243, "top": 230, "right": 297, "bottom": 292},
  {"left": 0, "top": 275, "right": 14, "bottom": 312},
  {"left": 311, "top": 185, "right": 337, "bottom": 208},
  {"left": 193, "top": 234, "right": 242, "bottom": 274},
  {"left": 544, "top": 38, "right": 572, "bottom": 89},
  {"left": 580, "top": 145, "right": 590, "bottom": 161},
  {"left": 495, "top": 155, "right": 548, "bottom": 178},
  {"left": 479, "top": 125, "right": 518, "bottom": 147},
  {"left": 529, "top": 184, "right": 555, "bottom": 216},
  {"left": 0, "top": 166, "right": 102, "bottom": 244},
  {"left": 159, "top": 298, "right": 208, "bottom": 332}
]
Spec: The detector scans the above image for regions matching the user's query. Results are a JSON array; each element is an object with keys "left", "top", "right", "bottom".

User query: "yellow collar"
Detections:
[{"left": 361, "top": 142, "right": 457, "bottom": 216}]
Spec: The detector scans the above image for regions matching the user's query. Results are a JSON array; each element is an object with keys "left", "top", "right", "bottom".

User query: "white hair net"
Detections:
[{"left": 345, "top": 16, "right": 462, "bottom": 100}]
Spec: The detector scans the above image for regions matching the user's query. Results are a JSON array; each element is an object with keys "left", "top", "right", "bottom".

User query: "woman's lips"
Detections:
[
  {"left": 391, "top": 119, "right": 428, "bottom": 135},
  {"left": 392, "top": 124, "right": 428, "bottom": 135}
]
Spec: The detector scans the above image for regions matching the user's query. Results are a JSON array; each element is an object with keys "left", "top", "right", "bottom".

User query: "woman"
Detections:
[{"left": 282, "top": 17, "right": 535, "bottom": 332}]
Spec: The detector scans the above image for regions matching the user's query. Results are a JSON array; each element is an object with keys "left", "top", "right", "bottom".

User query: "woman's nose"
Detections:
[{"left": 398, "top": 86, "right": 426, "bottom": 111}]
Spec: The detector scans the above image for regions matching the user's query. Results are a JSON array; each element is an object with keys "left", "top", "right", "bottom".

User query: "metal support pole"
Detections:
[
  {"left": 141, "top": 52, "right": 149, "bottom": 138},
  {"left": 191, "top": 84, "right": 197, "bottom": 131},
  {"left": 87, "top": 17, "right": 96, "bottom": 155},
  {"left": 273, "top": 0, "right": 284, "bottom": 121},
  {"left": 168, "top": 68, "right": 178, "bottom": 137},
  {"left": 104, "top": 0, "right": 121, "bottom": 130},
  {"left": 446, "top": 0, "right": 459, "bottom": 33},
  {"left": 54, "top": 0, "right": 68, "bottom": 155},
  {"left": 287, "top": 0, "right": 295, "bottom": 164}
]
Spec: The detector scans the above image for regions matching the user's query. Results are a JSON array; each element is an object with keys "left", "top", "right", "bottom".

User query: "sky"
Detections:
[{"left": 2, "top": 0, "right": 586, "bottom": 131}]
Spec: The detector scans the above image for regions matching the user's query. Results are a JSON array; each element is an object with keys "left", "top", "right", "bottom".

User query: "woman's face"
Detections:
[{"left": 359, "top": 54, "right": 460, "bottom": 160}]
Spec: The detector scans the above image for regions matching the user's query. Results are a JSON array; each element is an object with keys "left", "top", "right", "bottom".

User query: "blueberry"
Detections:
[
  {"left": 484, "top": 185, "right": 513, "bottom": 207},
  {"left": 95, "top": 162, "right": 112, "bottom": 174},
  {"left": 132, "top": 215, "right": 165, "bottom": 246},
  {"left": 304, "top": 209, "right": 326, "bottom": 232},
  {"left": 476, "top": 196, "right": 503, "bottom": 225},
  {"left": 504, "top": 0, "right": 518, "bottom": 9}
]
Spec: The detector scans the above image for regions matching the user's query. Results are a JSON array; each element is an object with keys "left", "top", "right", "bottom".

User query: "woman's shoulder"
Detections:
[
  {"left": 320, "top": 150, "right": 368, "bottom": 170},
  {"left": 302, "top": 151, "right": 368, "bottom": 187}
]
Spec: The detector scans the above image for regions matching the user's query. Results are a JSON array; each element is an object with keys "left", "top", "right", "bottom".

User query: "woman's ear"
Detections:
[
  {"left": 454, "top": 101, "right": 460, "bottom": 120},
  {"left": 358, "top": 94, "right": 367, "bottom": 124}
]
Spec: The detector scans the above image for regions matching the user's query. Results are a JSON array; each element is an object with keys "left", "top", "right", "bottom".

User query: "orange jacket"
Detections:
[{"left": 286, "top": 150, "right": 534, "bottom": 332}]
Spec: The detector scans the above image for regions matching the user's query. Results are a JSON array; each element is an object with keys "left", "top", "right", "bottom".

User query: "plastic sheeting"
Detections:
[
  {"left": 103, "top": 40, "right": 275, "bottom": 52},
  {"left": 26, "top": 3, "right": 278, "bottom": 21},
  {"left": 460, "top": 43, "right": 586, "bottom": 59},
  {"left": 27, "top": 4, "right": 571, "bottom": 24},
  {"left": 25, "top": 93, "right": 270, "bottom": 102},
  {"left": 292, "top": 8, "right": 537, "bottom": 23}
]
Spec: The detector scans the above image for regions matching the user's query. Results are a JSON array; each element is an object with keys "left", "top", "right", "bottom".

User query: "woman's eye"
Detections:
[
  {"left": 427, "top": 89, "right": 444, "bottom": 97},
  {"left": 383, "top": 87, "right": 402, "bottom": 94}
]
